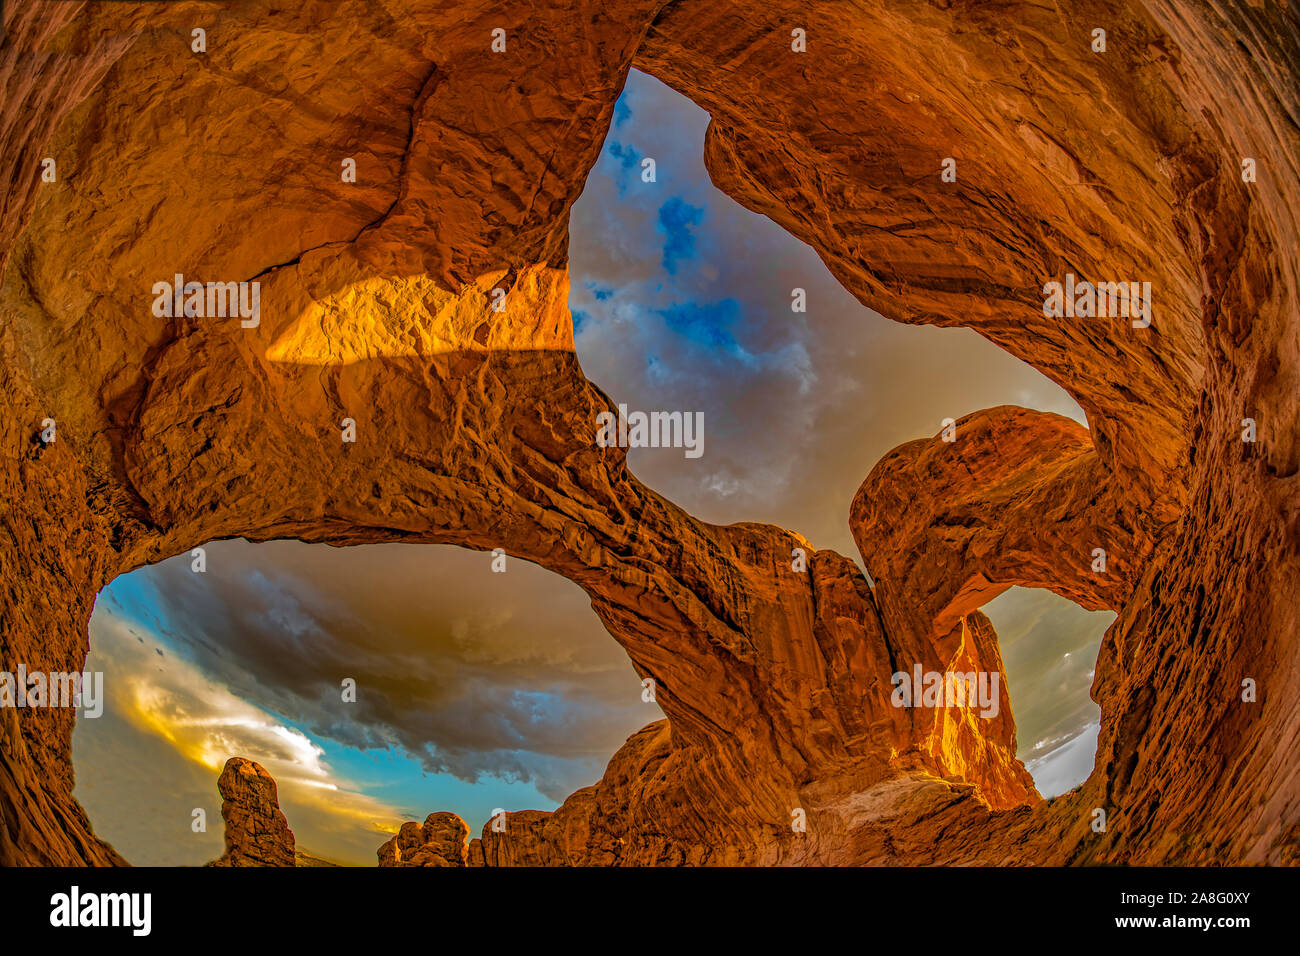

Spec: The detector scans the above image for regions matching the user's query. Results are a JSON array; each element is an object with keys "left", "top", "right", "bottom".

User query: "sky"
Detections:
[
  {"left": 73, "top": 543, "right": 654, "bottom": 866},
  {"left": 72, "top": 69, "right": 1113, "bottom": 866}
]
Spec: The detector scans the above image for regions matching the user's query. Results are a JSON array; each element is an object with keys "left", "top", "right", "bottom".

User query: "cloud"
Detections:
[
  {"left": 91, "top": 539, "right": 659, "bottom": 806},
  {"left": 1024, "top": 721, "right": 1101, "bottom": 798},
  {"left": 76, "top": 612, "right": 404, "bottom": 865}
]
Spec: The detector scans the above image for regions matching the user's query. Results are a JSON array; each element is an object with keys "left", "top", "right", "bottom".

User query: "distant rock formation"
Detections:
[
  {"left": 208, "top": 758, "right": 296, "bottom": 867},
  {"left": 377, "top": 812, "right": 470, "bottom": 866}
]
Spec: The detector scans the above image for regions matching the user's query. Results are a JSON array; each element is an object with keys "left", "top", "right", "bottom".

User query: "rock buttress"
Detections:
[{"left": 208, "top": 757, "right": 296, "bottom": 868}]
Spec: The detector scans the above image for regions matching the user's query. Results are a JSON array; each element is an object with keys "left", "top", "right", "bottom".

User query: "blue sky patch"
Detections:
[
  {"left": 613, "top": 96, "right": 632, "bottom": 127},
  {"left": 657, "top": 197, "right": 706, "bottom": 275},
  {"left": 606, "top": 141, "right": 640, "bottom": 170},
  {"left": 654, "top": 297, "right": 741, "bottom": 349}
]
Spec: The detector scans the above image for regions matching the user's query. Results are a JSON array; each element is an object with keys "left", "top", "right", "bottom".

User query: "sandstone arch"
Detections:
[
  {"left": 1, "top": 0, "right": 1296, "bottom": 865},
  {"left": 851, "top": 406, "right": 1144, "bottom": 635}
]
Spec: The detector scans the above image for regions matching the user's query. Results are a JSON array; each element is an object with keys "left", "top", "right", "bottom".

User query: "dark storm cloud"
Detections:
[{"left": 110, "top": 540, "right": 657, "bottom": 801}]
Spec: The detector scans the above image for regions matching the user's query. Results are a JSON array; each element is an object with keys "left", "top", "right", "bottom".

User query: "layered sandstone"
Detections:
[
  {"left": 852, "top": 406, "right": 1147, "bottom": 633},
  {"left": 1, "top": 1, "right": 1296, "bottom": 866},
  {"left": 208, "top": 757, "right": 296, "bottom": 868}
]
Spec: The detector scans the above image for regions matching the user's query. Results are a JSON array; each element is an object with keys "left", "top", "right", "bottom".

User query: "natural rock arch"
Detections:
[{"left": 0, "top": 0, "right": 1296, "bottom": 865}]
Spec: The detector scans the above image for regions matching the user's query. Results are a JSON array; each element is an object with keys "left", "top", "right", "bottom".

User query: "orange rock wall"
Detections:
[{"left": 0, "top": 0, "right": 1296, "bottom": 865}]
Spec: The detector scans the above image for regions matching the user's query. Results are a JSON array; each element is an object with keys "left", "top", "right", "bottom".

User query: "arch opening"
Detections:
[
  {"left": 982, "top": 587, "right": 1115, "bottom": 798},
  {"left": 569, "top": 69, "right": 1111, "bottom": 812},
  {"left": 569, "top": 70, "right": 1090, "bottom": 558},
  {"left": 73, "top": 540, "right": 659, "bottom": 866}
]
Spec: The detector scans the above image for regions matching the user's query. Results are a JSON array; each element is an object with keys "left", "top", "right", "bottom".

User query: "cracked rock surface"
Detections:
[{"left": 208, "top": 757, "right": 296, "bottom": 868}]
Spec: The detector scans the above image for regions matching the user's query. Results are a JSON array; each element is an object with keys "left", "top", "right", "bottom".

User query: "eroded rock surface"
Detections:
[
  {"left": 378, "top": 812, "right": 470, "bottom": 867},
  {"left": 1, "top": 0, "right": 1296, "bottom": 866},
  {"left": 209, "top": 757, "right": 296, "bottom": 868},
  {"left": 853, "top": 406, "right": 1147, "bottom": 634}
]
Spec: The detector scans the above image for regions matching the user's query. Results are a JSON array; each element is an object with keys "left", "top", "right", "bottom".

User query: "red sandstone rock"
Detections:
[
  {"left": 377, "top": 812, "right": 470, "bottom": 867},
  {"left": 209, "top": 757, "right": 296, "bottom": 868},
  {"left": 852, "top": 406, "right": 1147, "bottom": 638},
  {"left": 0, "top": 0, "right": 1296, "bottom": 867}
]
